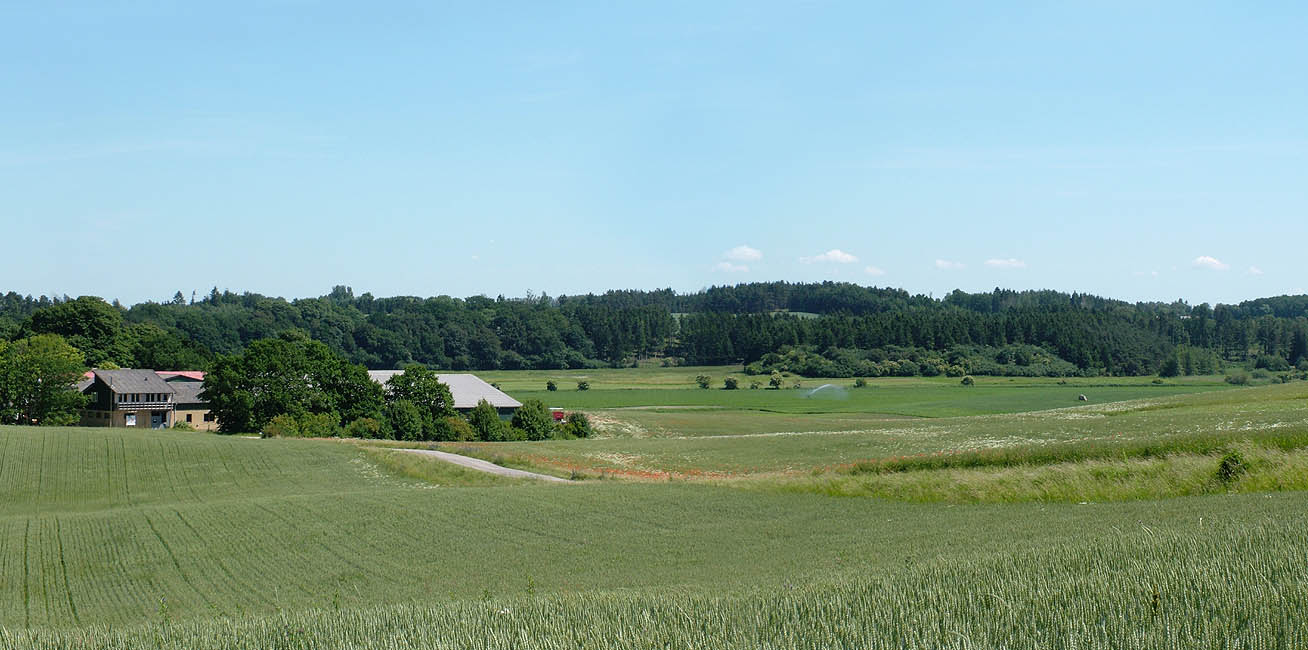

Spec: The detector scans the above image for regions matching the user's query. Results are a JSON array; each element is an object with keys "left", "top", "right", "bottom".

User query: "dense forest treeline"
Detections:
[{"left": 3, "top": 283, "right": 1307, "bottom": 378}]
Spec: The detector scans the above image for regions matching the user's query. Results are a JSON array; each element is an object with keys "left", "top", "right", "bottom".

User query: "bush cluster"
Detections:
[
  {"left": 744, "top": 344, "right": 1082, "bottom": 379},
  {"left": 258, "top": 365, "right": 596, "bottom": 443}
]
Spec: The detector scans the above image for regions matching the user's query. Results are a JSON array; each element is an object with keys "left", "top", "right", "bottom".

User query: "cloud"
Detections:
[
  {"left": 801, "top": 249, "right": 858, "bottom": 264},
  {"left": 935, "top": 259, "right": 965, "bottom": 270},
  {"left": 984, "top": 258, "right": 1026, "bottom": 269},
  {"left": 713, "top": 261, "right": 749, "bottom": 273},
  {"left": 1248, "top": 266, "right": 1264, "bottom": 276},
  {"left": 864, "top": 265, "right": 886, "bottom": 276},
  {"left": 724, "top": 245, "right": 762, "bottom": 262},
  {"left": 1192, "top": 256, "right": 1230, "bottom": 271}
]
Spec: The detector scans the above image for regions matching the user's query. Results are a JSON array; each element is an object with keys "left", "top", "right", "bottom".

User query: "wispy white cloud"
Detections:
[
  {"left": 864, "top": 265, "right": 886, "bottom": 276},
  {"left": 1132, "top": 270, "right": 1160, "bottom": 278},
  {"left": 1248, "top": 266, "right": 1264, "bottom": 276},
  {"left": 713, "top": 261, "right": 749, "bottom": 273},
  {"left": 801, "top": 249, "right": 858, "bottom": 264},
  {"left": 984, "top": 258, "right": 1026, "bottom": 269},
  {"left": 1192, "top": 256, "right": 1230, "bottom": 271},
  {"left": 935, "top": 259, "right": 965, "bottom": 270},
  {"left": 724, "top": 245, "right": 762, "bottom": 262}
]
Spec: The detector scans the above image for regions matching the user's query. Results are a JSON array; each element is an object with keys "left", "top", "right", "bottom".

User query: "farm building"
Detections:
[
  {"left": 78, "top": 369, "right": 178, "bottom": 428},
  {"left": 367, "top": 371, "right": 522, "bottom": 417},
  {"left": 170, "top": 380, "right": 218, "bottom": 431},
  {"left": 77, "top": 369, "right": 216, "bottom": 429}
]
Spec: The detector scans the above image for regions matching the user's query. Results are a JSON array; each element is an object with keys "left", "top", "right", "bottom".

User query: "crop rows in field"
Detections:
[
  {"left": 5, "top": 507, "right": 1307, "bottom": 649},
  {"left": 5, "top": 420, "right": 1306, "bottom": 628},
  {"left": 0, "top": 427, "right": 400, "bottom": 515}
]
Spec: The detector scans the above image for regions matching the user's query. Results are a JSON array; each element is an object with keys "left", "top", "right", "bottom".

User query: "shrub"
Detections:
[
  {"left": 1215, "top": 450, "right": 1248, "bottom": 484},
  {"left": 384, "top": 400, "right": 424, "bottom": 441},
  {"left": 563, "top": 412, "right": 594, "bottom": 438},
  {"left": 853, "top": 378, "right": 868, "bottom": 388},
  {"left": 546, "top": 380, "right": 557, "bottom": 392},
  {"left": 750, "top": 381, "right": 761, "bottom": 389},
  {"left": 960, "top": 376, "right": 975, "bottom": 386},
  {"left": 468, "top": 399, "right": 507, "bottom": 441},
  {"left": 442, "top": 416, "right": 477, "bottom": 442},
  {"left": 171, "top": 421, "right": 195, "bottom": 432},
  {"left": 344, "top": 417, "right": 383, "bottom": 439},
  {"left": 723, "top": 377, "right": 738, "bottom": 390},
  {"left": 299, "top": 412, "right": 341, "bottom": 438},
  {"left": 261, "top": 413, "right": 301, "bottom": 438},
  {"left": 696, "top": 375, "right": 711, "bottom": 389},
  {"left": 1224, "top": 372, "right": 1250, "bottom": 385},
  {"left": 1251, "top": 369, "right": 1270, "bottom": 380},
  {"left": 576, "top": 380, "right": 590, "bottom": 391},
  {"left": 511, "top": 399, "right": 555, "bottom": 441},
  {"left": 768, "top": 372, "right": 784, "bottom": 389}
]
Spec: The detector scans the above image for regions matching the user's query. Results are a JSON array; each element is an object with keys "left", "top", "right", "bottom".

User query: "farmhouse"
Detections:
[
  {"left": 78, "top": 369, "right": 178, "bottom": 428},
  {"left": 366, "top": 371, "right": 522, "bottom": 417},
  {"left": 76, "top": 369, "right": 216, "bottom": 429}
]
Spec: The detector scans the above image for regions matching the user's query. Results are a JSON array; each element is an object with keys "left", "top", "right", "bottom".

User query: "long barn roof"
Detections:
[{"left": 366, "top": 371, "right": 522, "bottom": 410}]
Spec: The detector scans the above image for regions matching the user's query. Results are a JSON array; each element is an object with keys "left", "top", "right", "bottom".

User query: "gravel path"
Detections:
[{"left": 401, "top": 448, "right": 572, "bottom": 483}]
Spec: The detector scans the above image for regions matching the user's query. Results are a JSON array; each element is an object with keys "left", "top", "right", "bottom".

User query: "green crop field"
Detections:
[
  {"left": 2, "top": 374, "right": 1307, "bottom": 647},
  {"left": 433, "top": 381, "right": 1308, "bottom": 478}
]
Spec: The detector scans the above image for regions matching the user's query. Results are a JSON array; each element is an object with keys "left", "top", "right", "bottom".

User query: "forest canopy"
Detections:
[{"left": 3, "top": 283, "right": 1306, "bottom": 378}]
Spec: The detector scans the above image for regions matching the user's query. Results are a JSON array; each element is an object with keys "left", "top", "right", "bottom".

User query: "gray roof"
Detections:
[
  {"left": 170, "top": 381, "right": 207, "bottom": 406},
  {"left": 367, "top": 371, "right": 522, "bottom": 409},
  {"left": 88, "top": 369, "right": 176, "bottom": 395}
]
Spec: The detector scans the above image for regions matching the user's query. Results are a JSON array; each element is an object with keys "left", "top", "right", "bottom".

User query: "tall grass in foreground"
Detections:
[
  {"left": 5, "top": 516, "right": 1304, "bottom": 649},
  {"left": 769, "top": 443, "right": 1308, "bottom": 503}
]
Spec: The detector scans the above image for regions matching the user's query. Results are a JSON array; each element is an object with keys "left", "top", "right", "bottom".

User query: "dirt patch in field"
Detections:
[{"left": 587, "top": 411, "right": 654, "bottom": 438}]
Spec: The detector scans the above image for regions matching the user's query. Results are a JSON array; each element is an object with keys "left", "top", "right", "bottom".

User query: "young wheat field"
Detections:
[{"left": 1, "top": 374, "right": 1306, "bottom": 647}]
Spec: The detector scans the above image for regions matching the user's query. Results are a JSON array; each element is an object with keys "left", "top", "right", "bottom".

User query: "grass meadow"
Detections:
[
  {"left": 1, "top": 368, "right": 1305, "bottom": 647},
  {"left": 430, "top": 381, "right": 1308, "bottom": 480}
]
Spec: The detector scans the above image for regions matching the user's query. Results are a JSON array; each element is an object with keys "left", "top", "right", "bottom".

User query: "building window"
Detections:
[
  {"left": 186, "top": 414, "right": 193, "bottom": 423},
  {"left": 125, "top": 414, "right": 137, "bottom": 426},
  {"left": 203, "top": 413, "right": 215, "bottom": 422}
]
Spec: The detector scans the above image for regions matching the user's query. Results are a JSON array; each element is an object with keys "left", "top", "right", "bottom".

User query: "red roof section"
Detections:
[{"left": 157, "top": 371, "right": 206, "bottom": 381}]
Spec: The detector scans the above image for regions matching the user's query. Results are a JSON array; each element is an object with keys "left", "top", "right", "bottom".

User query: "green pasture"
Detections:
[
  {"left": 440, "top": 383, "right": 1308, "bottom": 476},
  {"left": 506, "top": 380, "right": 1232, "bottom": 420},
  {"left": 478, "top": 364, "right": 1229, "bottom": 394}
]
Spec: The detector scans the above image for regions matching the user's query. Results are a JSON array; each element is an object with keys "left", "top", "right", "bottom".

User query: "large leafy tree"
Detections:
[
  {"left": 22, "top": 296, "right": 132, "bottom": 367},
  {"left": 202, "top": 332, "right": 382, "bottom": 434},
  {"left": 0, "top": 334, "right": 87, "bottom": 426},
  {"left": 385, "top": 366, "right": 455, "bottom": 420},
  {"left": 127, "top": 323, "right": 213, "bottom": 370}
]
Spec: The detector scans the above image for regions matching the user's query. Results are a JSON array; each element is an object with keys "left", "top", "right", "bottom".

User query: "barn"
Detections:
[{"left": 366, "top": 371, "right": 521, "bottom": 417}]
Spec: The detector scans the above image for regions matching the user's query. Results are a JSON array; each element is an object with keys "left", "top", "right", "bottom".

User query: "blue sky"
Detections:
[{"left": 2, "top": 1, "right": 1305, "bottom": 306}]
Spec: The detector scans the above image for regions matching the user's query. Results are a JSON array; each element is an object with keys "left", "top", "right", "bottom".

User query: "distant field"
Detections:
[
  {"left": 437, "top": 383, "right": 1308, "bottom": 476},
  {"left": 478, "top": 364, "right": 1230, "bottom": 395},
  {"left": 511, "top": 382, "right": 1230, "bottom": 418}
]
